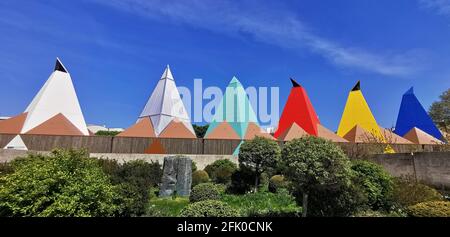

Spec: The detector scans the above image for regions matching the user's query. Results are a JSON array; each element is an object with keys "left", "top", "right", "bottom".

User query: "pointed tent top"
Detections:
[
  {"left": 54, "top": 57, "right": 68, "bottom": 73},
  {"left": 290, "top": 78, "right": 301, "bottom": 87},
  {"left": 405, "top": 87, "right": 414, "bottom": 95},
  {"left": 351, "top": 81, "right": 361, "bottom": 91},
  {"left": 160, "top": 65, "right": 174, "bottom": 80},
  {"left": 229, "top": 76, "right": 242, "bottom": 87}
]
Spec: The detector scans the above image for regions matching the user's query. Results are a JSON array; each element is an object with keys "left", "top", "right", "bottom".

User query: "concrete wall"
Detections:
[
  {"left": 91, "top": 153, "right": 236, "bottom": 170},
  {"left": 0, "top": 149, "right": 236, "bottom": 170},
  {"left": 2, "top": 148, "right": 450, "bottom": 189},
  {"left": 369, "top": 152, "right": 450, "bottom": 189}
]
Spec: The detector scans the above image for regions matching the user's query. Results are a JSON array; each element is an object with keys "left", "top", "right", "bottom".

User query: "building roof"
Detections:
[
  {"left": 274, "top": 78, "right": 320, "bottom": 138},
  {"left": 337, "top": 81, "right": 385, "bottom": 141},
  {"left": 394, "top": 87, "right": 443, "bottom": 141}
]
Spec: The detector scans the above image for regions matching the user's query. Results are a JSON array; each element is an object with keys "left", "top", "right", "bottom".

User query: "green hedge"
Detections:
[
  {"left": 180, "top": 200, "right": 239, "bottom": 217},
  {"left": 189, "top": 183, "right": 220, "bottom": 203},
  {"left": 192, "top": 170, "right": 209, "bottom": 187},
  {"left": 407, "top": 201, "right": 450, "bottom": 217}
]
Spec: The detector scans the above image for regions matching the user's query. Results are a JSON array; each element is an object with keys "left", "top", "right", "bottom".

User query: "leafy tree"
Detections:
[
  {"left": 95, "top": 130, "right": 121, "bottom": 136},
  {"left": 238, "top": 137, "right": 281, "bottom": 192},
  {"left": 0, "top": 149, "right": 120, "bottom": 217},
  {"left": 204, "top": 159, "right": 237, "bottom": 184},
  {"left": 351, "top": 160, "right": 394, "bottom": 211},
  {"left": 193, "top": 124, "right": 209, "bottom": 138},
  {"left": 429, "top": 88, "right": 450, "bottom": 133},
  {"left": 281, "top": 136, "right": 356, "bottom": 217},
  {"left": 97, "top": 159, "right": 162, "bottom": 216}
]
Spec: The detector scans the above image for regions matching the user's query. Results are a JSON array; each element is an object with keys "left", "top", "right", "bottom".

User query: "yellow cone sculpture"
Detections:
[{"left": 337, "top": 81, "right": 394, "bottom": 153}]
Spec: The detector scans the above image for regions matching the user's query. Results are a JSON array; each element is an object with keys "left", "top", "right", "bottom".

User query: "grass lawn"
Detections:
[{"left": 147, "top": 197, "right": 190, "bottom": 217}]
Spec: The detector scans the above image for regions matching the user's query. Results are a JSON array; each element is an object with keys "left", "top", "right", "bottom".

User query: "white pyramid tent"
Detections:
[
  {"left": 19, "top": 58, "right": 89, "bottom": 135},
  {"left": 3, "top": 135, "right": 28, "bottom": 150},
  {"left": 138, "top": 65, "right": 195, "bottom": 136}
]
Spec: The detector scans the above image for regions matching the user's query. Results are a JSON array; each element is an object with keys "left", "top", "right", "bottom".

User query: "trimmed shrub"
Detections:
[
  {"left": 189, "top": 183, "right": 220, "bottom": 203},
  {"left": 407, "top": 201, "right": 450, "bottom": 217},
  {"left": 204, "top": 159, "right": 237, "bottom": 184},
  {"left": 221, "top": 190, "right": 301, "bottom": 217},
  {"left": 95, "top": 130, "right": 121, "bottom": 136},
  {"left": 180, "top": 200, "right": 239, "bottom": 217},
  {"left": 268, "top": 175, "right": 289, "bottom": 193},
  {"left": 192, "top": 170, "right": 210, "bottom": 187},
  {"left": 0, "top": 149, "right": 119, "bottom": 217},
  {"left": 239, "top": 137, "right": 281, "bottom": 192},
  {"left": 281, "top": 136, "right": 364, "bottom": 217},
  {"left": 352, "top": 209, "right": 407, "bottom": 217},
  {"left": 351, "top": 160, "right": 394, "bottom": 210},
  {"left": 392, "top": 176, "right": 443, "bottom": 207}
]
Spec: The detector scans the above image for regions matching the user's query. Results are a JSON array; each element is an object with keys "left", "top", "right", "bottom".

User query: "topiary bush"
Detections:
[
  {"left": 0, "top": 149, "right": 120, "bottom": 217},
  {"left": 281, "top": 136, "right": 365, "bottom": 217},
  {"left": 189, "top": 183, "right": 220, "bottom": 203},
  {"left": 268, "top": 175, "right": 289, "bottom": 193},
  {"left": 407, "top": 201, "right": 450, "bottom": 217},
  {"left": 351, "top": 160, "right": 394, "bottom": 211},
  {"left": 204, "top": 159, "right": 237, "bottom": 184},
  {"left": 192, "top": 170, "right": 210, "bottom": 187},
  {"left": 180, "top": 200, "right": 239, "bottom": 217},
  {"left": 392, "top": 176, "right": 443, "bottom": 207},
  {"left": 239, "top": 137, "right": 281, "bottom": 192}
]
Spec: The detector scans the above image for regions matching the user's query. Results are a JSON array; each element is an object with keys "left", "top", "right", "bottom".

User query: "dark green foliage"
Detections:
[
  {"left": 351, "top": 160, "right": 394, "bottom": 210},
  {"left": 295, "top": 182, "right": 366, "bottom": 217},
  {"left": 392, "top": 176, "right": 443, "bottom": 207},
  {"left": 228, "top": 166, "right": 258, "bottom": 194},
  {"left": 97, "top": 159, "right": 163, "bottom": 216},
  {"left": 268, "top": 175, "right": 289, "bottom": 193},
  {"left": 193, "top": 124, "right": 209, "bottom": 138},
  {"left": 221, "top": 190, "right": 301, "bottom": 217},
  {"left": 0, "top": 162, "right": 13, "bottom": 177},
  {"left": 180, "top": 200, "right": 239, "bottom": 217},
  {"left": 189, "top": 183, "right": 220, "bottom": 203},
  {"left": 95, "top": 130, "right": 121, "bottom": 136},
  {"left": 428, "top": 88, "right": 450, "bottom": 131},
  {"left": 407, "top": 201, "right": 450, "bottom": 217},
  {"left": 281, "top": 136, "right": 361, "bottom": 216},
  {"left": 204, "top": 159, "right": 237, "bottom": 184},
  {"left": 238, "top": 137, "right": 281, "bottom": 191},
  {"left": 0, "top": 149, "right": 119, "bottom": 217},
  {"left": 192, "top": 170, "right": 210, "bottom": 187},
  {"left": 191, "top": 161, "right": 197, "bottom": 172}
]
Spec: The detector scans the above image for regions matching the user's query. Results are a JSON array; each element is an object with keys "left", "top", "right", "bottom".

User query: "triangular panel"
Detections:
[
  {"left": 117, "top": 117, "right": 156, "bottom": 138},
  {"left": 337, "top": 81, "right": 385, "bottom": 141},
  {"left": 21, "top": 58, "right": 89, "bottom": 135},
  {"left": 3, "top": 135, "right": 28, "bottom": 150},
  {"left": 394, "top": 87, "right": 443, "bottom": 141},
  {"left": 274, "top": 78, "right": 320, "bottom": 138}
]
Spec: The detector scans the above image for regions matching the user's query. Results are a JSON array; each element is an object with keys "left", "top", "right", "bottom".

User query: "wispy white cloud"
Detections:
[
  {"left": 90, "top": 0, "right": 424, "bottom": 77},
  {"left": 419, "top": 0, "right": 450, "bottom": 15}
]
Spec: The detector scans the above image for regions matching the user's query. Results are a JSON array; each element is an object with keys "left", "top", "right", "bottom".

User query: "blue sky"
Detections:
[{"left": 0, "top": 0, "right": 449, "bottom": 130}]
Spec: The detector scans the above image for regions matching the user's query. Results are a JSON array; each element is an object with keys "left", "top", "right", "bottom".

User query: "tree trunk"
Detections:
[
  {"left": 254, "top": 172, "right": 259, "bottom": 193},
  {"left": 302, "top": 192, "right": 308, "bottom": 217}
]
